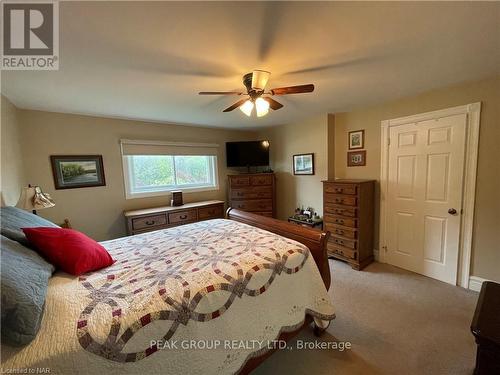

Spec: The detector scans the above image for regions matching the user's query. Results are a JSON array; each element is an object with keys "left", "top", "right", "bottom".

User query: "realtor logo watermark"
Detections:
[{"left": 1, "top": 1, "right": 59, "bottom": 70}]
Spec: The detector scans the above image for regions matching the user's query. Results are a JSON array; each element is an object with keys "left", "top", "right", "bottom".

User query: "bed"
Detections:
[{"left": 1, "top": 209, "right": 334, "bottom": 374}]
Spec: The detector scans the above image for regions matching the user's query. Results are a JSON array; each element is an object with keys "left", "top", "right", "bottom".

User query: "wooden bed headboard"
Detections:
[{"left": 226, "top": 208, "right": 331, "bottom": 290}]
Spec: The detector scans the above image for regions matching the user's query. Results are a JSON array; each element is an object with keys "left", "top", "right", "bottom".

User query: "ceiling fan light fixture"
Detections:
[
  {"left": 251, "top": 70, "right": 271, "bottom": 91},
  {"left": 255, "top": 97, "right": 270, "bottom": 117},
  {"left": 239, "top": 100, "right": 254, "bottom": 116}
]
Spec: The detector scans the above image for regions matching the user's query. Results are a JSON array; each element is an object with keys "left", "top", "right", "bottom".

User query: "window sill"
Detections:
[{"left": 125, "top": 186, "right": 219, "bottom": 200}]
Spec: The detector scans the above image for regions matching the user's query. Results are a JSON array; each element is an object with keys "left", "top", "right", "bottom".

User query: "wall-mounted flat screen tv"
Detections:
[{"left": 226, "top": 141, "right": 270, "bottom": 167}]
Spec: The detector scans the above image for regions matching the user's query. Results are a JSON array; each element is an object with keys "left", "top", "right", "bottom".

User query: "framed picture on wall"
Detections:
[
  {"left": 293, "top": 153, "right": 314, "bottom": 175},
  {"left": 347, "top": 150, "right": 366, "bottom": 167},
  {"left": 50, "top": 155, "right": 106, "bottom": 189},
  {"left": 348, "top": 130, "right": 365, "bottom": 150}
]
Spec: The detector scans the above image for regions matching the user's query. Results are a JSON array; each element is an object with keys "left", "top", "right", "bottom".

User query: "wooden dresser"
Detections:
[
  {"left": 228, "top": 173, "right": 276, "bottom": 218},
  {"left": 124, "top": 200, "right": 224, "bottom": 235},
  {"left": 323, "top": 179, "right": 375, "bottom": 270}
]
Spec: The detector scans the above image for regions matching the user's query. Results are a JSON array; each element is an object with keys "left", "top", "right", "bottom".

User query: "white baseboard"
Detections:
[
  {"left": 373, "top": 249, "right": 379, "bottom": 261},
  {"left": 468, "top": 276, "right": 490, "bottom": 292}
]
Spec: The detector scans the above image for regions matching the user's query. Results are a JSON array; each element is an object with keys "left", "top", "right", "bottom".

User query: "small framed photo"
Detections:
[
  {"left": 293, "top": 153, "right": 314, "bottom": 175},
  {"left": 50, "top": 155, "right": 106, "bottom": 189},
  {"left": 348, "top": 130, "right": 365, "bottom": 150},
  {"left": 347, "top": 150, "right": 366, "bottom": 167}
]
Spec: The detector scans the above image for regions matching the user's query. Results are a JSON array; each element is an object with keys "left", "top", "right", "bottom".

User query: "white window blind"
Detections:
[{"left": 120, "top": 139, "right": 219, "bottom": 156}]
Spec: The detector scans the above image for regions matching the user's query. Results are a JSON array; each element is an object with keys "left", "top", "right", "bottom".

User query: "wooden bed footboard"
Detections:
[{"left": 226, "top": 208, "right": 331, "bottom": 290}]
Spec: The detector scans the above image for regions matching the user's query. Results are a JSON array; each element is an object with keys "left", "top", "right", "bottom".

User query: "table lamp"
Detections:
[{"left": 16, "top": 185, "right": 55, "bottom": 215}]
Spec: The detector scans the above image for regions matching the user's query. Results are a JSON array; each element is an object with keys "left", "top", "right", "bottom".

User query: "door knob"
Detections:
[{"left": 448, "top": 208, "right": 457, "bottom": 215}]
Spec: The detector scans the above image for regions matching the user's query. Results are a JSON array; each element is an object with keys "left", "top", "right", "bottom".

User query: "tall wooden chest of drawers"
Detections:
[
  {"left": 323, "top": 179, "right": 375, "bottom": 270},
  {"left": 228, "top": 173, "right": 276, "bottom": 218}
]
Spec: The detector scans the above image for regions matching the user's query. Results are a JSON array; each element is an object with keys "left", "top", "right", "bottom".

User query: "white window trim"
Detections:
[{"left": 122, "top": 155, "right": 219, "bottom": 200}]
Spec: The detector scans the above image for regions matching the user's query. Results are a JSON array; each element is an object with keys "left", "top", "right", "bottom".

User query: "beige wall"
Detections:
[
  {"left": 334, "top": 76, "right": 500, "bottom": 281},
  {"left": 18, "top": 109, "right": 257, "bottom": 240},
  {"left": 0, "top": 95, "right": 26, "bottom": 206},
  {"left": 258, "top": 115, "right": 328, "bottom": 220},
  {"left": 3, "top": 76, "right": 498, "bottom": 282}
]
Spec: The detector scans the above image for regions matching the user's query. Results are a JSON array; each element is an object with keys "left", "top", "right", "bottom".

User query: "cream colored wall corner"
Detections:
[
  {"left": 16, "top": 109, "right": 258, "bottom": 241},
  {"left": 257, "top": 115, "right": 328, "bottom": 220},
  {"left": 333, "top": 75, "right": 500, "bottom": 282},
  {"left": 0, "top": 95, "right": 26, "bottom": 206}
]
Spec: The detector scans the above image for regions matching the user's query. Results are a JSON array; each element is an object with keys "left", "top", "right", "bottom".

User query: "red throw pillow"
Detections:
[{"left": 22, "top": 227, "right": 114, "bottom": 276}]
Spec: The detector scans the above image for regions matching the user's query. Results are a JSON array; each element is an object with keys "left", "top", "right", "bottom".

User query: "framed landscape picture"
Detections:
[
  {"left": 50, "top": 155, "right": 106, "bottom": 189},
  {"left": 293, "top": 153, "right": 314, "bottom": 175},
  {"left": 347, "top": 150, "right": 366, "bottom": 167},
  {"left": 348, "top": 129, "right": 365, "bottom": 150}
]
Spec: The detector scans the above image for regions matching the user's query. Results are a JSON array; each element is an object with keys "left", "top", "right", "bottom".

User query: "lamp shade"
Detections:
[
  {"left": 251, "top": 70, "right": 271, "bottom": 91},
  {"left": 255, "top": 97, "right": 270, "bottom": 117},
  {"left": 17, "top": 186, "right": 55, "bottom": 211},
  {"left": 239, "top": 100, "right": 254, "bottom": 116}
]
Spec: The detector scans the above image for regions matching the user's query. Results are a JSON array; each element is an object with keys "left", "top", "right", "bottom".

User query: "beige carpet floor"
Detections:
[{"left": 254, "top": 260, "right": 479, "bottom": 375}]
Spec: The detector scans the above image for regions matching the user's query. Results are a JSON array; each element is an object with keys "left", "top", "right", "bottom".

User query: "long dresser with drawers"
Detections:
[
  {"left": 228, "top": 173, "right": 276, "bottom": 218},
  {"left": 124, "top": 200, "right": 225, "bottom": 235},
  {"left": 323, "top": 179, "right": 375, "bottom": 270}
]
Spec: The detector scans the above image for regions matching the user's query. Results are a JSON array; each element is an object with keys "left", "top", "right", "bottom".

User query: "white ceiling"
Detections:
[{"left": 2, "top": 1, "right": 499, "bottom": 129}]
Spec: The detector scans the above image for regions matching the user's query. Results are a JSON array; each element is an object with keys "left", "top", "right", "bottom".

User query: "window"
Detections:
[
  {"left": 121, "top": 139, "right": 219, "bottom": 199},
  {"left": 124, "top": 155, "right": 218, "bottom": 198}
]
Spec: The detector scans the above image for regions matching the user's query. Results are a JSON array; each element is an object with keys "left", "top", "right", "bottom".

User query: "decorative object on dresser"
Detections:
[
  {"left": 124, "top": 200, "right": 224, "bottom": 235},
  {"left": 323, "top": 179, "right": 375, "bottom": 270},
  {"left": 50, "top": 155, "right": 106, "bottom": 189},
  {"left": 16, "top": 185, "right": 55, "bottom": 215},
  {"left": 293, "top": 153, "right": 314, "bottom": 175},
  {"left": 288, "top": 217, "right": 323, "bottom": 230},
  {"left": 347, "top": 150, "right": 367, "bottom": 167},
  {"left": 288, "top": 206, "right": 323, "bottom": 229},
  {"left": 228, "top": 173, "right": 276, "bottom": 218},
  {"left": 170, "top": 191, "right": 183, "bottom": 206}
]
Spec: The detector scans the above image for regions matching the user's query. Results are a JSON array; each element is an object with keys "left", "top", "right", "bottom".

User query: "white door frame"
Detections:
[{"left": 379, "top": 103, "right": 481, "bottom": 288}]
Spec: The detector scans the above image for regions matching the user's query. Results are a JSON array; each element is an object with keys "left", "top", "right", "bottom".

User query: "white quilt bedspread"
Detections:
[{"left": 1, "top": 219, "right": 334, "bottom": 374}]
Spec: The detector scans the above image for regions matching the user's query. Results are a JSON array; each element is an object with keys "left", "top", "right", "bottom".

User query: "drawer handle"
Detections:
[
  {"left": 335, "top": 198, "right": 343, "bottom": 203},
  {"left": 145, "top": 220, "right": 155, "bottom": 226},
  {"left": 237, "top": 192, "right": 243, "bottom": 196},
  {"left": 336, "top": 209, "right": 344, "bottom": 214},
  {"left": 336, "top": 219, "right": 344, "bottom": 224},
  {"left": 336, "top": 230, "right": 344, "bottom": 235},
  {"left": 335, "top": 188, "right": 343, "bottom": 193},
  {"left": 179, "top": 214, "right": 188, "bottom": 220}
]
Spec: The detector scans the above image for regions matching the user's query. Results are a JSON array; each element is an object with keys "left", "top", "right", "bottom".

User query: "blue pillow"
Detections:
[
  {"left": 0, "top": 206, "right": 59, "bottom": 247},
  {"left": 1, "top": 235, "right": 54, "bottom": 345}
]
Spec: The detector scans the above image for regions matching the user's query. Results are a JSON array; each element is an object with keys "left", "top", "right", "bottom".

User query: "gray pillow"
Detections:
[
  {"left": 0, "top": 206, "right": 59, "bottom": 247},
  {"left": 1, "top": 235, "right": 54, "bottom": 345}
]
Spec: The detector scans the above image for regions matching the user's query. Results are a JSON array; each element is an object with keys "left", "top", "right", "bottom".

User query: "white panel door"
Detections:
[{"left": 386, "top": 113, "right": 466, "bottom": 284}]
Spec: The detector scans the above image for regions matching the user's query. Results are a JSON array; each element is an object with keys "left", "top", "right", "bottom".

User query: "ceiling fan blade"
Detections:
[
  {"left": 269, "top": 84, "right": 314, "bottom": 95},
  {"left": 223, "top": 98, "right": 248, "bottom": 112},
  {"left": 199, "top": 91, "right": 243, "bottom": 95},
  {"left": 263, "top": 97, "right": 283, "bottom": 110}
]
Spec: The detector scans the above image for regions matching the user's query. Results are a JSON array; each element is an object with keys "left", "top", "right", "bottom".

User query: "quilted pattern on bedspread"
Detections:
[{"left": 76, "top": 219, "right": 333, "bottom": 362}]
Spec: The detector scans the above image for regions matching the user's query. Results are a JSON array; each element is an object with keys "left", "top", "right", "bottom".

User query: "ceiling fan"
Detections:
[{"left": 199, "top": 70, "right": 314, "bottom": 117}]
